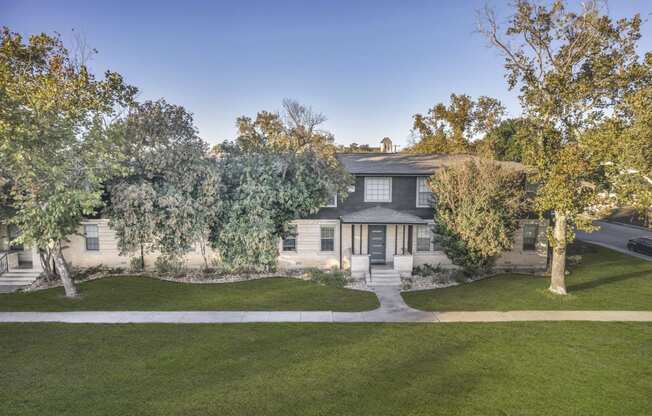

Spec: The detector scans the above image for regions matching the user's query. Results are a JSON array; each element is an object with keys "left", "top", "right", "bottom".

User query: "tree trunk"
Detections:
[
  {"left": 140, "top": 243, "right": 145, "bottom": 271},
  {"left": 53, "top": 247, "right": 78, "bottom": 298},
  {"left": 549, "top": 213, "right": 568, "bottom": 295}
]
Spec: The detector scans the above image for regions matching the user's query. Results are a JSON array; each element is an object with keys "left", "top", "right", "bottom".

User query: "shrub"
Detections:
[
  {"left": 429, "top": 160, "right": 526, "bottom": 273},
  {"left": 129, "top": 257, "right": 144, "bottom": 273},
  {"left": 154, "top": 256, "right": 186, "bottom": 277},
  {"left": 306, "top": 267, "right": 347, "bottom": 288}
]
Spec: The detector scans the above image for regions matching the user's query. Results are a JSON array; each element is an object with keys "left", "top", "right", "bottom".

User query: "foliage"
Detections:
[
  {"left": 212, "top": 101, "right": 352, "bottom": 272},
  {"left": 478, "top": 0, "right": 652, "bottom": 293},
  {"left": 475, "top": 118, "right": 531, "bottom": 162},
  {"left": 106, "top": 99, "right": 220, "bottom": 268},
  {"left": 336, "top": 143, "right": 378, "bottom": 152},
  {"left": 154, "top": 256, "right": 186, "bottom": 277},
  {"left": 306, "top": 267, "right": 348, "bottom": 288},
  {"left": 429, "top": 160, "right": 526, "bottom": 273},
  {"left": 407, "top": 94, "right": 505, "bottom": 154},
  {"left": 0, "top": 27, "right": 136, "bottom": 296},
  {"left": 214, "top": 149, "right": 351, "bottom": 272}
]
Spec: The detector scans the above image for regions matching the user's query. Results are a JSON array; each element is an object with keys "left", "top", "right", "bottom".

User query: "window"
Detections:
[
  {"left": 320, "top": 225, "right": 335, "bottom": 252},
  {"left": 364, "top": 177, "right": 392, "bottom": 202},
  {"left": 416, "top": 225, "right": 436, "bottom": 252},
  {"left": 523, "top": 224, "right": 538, "bottom": 251},
  {"left": 84, "top": 224, "right": 100, "bottom": 251},
  {"left": 323, "top": 193, "right": 337, "bottom": 207},
  {"left": 282, "top": 225, "right": 297, "bottom": 252},
  {"left": 416, "top": 177, "right": 432, "bottom": 207}
]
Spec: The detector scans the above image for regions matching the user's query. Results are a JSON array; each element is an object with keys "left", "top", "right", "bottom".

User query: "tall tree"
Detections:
[
  {"left": 408, "top": 94, "right": 505, "bottom": 154},
  {"left": 476, "top": 118, "right": 531, "bottom": 162},
  {"left": 479, "top": 0, "right": 652, "bottom": 294},
  {"left": 0, "top": 28, "right": 136, "bottom": 297},
  {"left": 213, "top": 102, "right": 351, "bottom": 271},
  {"left": 430, "top": 160, "right": 526, "bottom": 273},
  {"left": 106, "top": 100, "right": 220, "bottom": 268}
]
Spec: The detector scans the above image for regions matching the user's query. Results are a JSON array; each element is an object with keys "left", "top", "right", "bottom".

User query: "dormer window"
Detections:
[{"left": 364, "top": 177, "right": 392, "bottom": 202}]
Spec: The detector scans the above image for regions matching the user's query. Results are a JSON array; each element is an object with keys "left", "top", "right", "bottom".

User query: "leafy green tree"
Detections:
[
  {"left": 107, "top": 182, "right": 157, "bottom": 270},
  {"left": 107, "top": 100, "right": 220, "bottom": 268},
  {"left": 479, "top": 0, "right": 652, "bottom": 294},
  {"left": 0, "top": 28, "right": 136, "bottom": 297},
  {"left": 476, "top": 118, "right": 531, "bottom": 162},
  {"left": 214, "top": 150, "right": 350, "bottom": 272},
  {"left": 429, "top": 160, "right": 526, "bottom": 273},
  {"left": 408, "top": 94, "right": 505, "bottom": 154},
  {"left": 213, "top": 102, "right": 351, "bottom": 271}
]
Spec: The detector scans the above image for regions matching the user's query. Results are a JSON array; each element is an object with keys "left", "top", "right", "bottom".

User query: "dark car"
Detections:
[{"left": 627, "top": 237, "right": 652, "bottom": 257}]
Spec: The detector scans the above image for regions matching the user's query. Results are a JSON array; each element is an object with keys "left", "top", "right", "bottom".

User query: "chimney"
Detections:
[{"left": 380, "top": 137, "right": 393, "bottom": 153}]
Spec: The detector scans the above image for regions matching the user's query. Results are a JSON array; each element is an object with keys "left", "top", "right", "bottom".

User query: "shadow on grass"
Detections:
[{"left": 567, "top": 270, "right": 651, "bottom": 292}]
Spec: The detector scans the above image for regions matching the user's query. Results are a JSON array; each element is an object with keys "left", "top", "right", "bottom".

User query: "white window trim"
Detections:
[
  {"left": 323, "top": 193, "right": 337, "bottom": 208},
  {"left": 84, "top": 224, "right": 100, "bottom": 252},
  {"left": 364, "top": 177, "right": 392, "bottom": 203},
  {"left": 282, "top": 224, "right": 298, "bottom": 252},
  {"left": 416, "top": 176, "right": 432, "bottom": 208},
  {"left": 320, "top": 225, "right": 336, "bottom": 252},
  {"left": 415, "top": 224, "right": 436, "bottom": 253}
]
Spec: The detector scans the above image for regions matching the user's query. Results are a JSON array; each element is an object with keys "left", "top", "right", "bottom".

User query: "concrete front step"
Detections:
[{"left": 1, "top": 269, "right": 40, "bottom": 286}]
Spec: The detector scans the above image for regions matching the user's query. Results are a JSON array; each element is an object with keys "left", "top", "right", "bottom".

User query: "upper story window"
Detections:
[
  {"left": 522, "top": 224, "right": 538, "bottom": 251},
  {"left": 282, "top": 224, "right": 297, "bottom": 252},
  {"left": 84, "top": 224, "right": 100, "bottom": 251},
  {"left": 323, "top": 193, "right": 337, "bottom": 208},
  {"left": 364, "top": 177, "right": 392, "bottom": 202},
  {"left": 416, "top": 177, "right": 432, "bottom": 207}
]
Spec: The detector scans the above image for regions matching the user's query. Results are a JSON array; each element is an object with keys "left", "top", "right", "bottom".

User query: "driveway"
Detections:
[{"left": 576, "top": 220, "right": 652, "bottom": 261}]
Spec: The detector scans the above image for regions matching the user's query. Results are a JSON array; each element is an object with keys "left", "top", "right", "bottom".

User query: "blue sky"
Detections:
[{"left": 3, "top": 0, "right": 652, "bottom": 147}]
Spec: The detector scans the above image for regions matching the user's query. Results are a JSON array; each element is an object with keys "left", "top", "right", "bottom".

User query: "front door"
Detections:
[{"left": 368, "top": 225, "right": 386, "bottom": 264}]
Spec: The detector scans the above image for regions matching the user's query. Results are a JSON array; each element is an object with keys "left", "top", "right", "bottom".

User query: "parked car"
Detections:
[{"left": 627, "top": 237, "right": 652, "bottom": 256}]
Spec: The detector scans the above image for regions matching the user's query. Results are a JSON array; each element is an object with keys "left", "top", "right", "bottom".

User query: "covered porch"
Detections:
[
  {"left": 1, "top": 225, "right": 43, "bottom": 288},
  {"left": 339, "top": 207, "right": 428, "bottom": 280}
]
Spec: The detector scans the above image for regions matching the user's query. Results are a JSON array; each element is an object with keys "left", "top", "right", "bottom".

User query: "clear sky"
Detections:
[{"left": 3, "top": 0, "right": 652, "bottom": 148}]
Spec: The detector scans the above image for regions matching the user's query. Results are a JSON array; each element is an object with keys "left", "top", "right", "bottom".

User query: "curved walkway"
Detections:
[{"left": 1, "top": 286, "right": 652, "bottom": 323}]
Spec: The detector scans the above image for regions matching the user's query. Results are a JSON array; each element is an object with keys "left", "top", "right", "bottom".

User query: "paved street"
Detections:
[{"left": 577, "top": 220, "right": 652, "bottom": 261}]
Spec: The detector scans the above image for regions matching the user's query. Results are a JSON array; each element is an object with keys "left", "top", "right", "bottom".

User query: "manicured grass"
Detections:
[
  {"left": 0, "top": 277, "right": 379, "bottom": 312},
  {"left": 403, "top": 243, "right": 652, "bottom": 311},
  {"left": 1, "top": 323, "right": 650, "bottom": 415}
]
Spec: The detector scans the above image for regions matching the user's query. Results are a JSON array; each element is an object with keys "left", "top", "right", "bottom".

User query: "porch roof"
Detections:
[{"left": 340, "top": 207, "right": 428, "bottom": 224}]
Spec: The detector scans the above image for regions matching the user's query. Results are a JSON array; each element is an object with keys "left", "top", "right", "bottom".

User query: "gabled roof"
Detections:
[
  {"left": 340, "top": 206, "right": 428, "bottom": 224},
  {"left": 336, "top": 152, "right": 523, "bottom": 175}
]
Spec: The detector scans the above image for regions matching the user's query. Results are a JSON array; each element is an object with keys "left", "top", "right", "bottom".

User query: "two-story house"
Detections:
[
  {"left": 0, "top": 145, "right": 548, "bottom": 289},
  {"left": 277, "top": 150, "right": 549, "bottom": 282}
]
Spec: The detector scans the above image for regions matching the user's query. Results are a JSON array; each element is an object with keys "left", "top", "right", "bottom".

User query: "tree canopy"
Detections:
[
  {"left": 479, "top": 0, "right": 652, "bottom": 294},
  {"left": 407, "top": 94, "right": 505, "bottom": 154},
  {"left": 106, "top": 99, "right": 220, "bottom": 269},
  {"left": 0, "top": 27, "right": 136, "bottom": 297},
  {"left": 429, "top": 160, "right": 526, "bottom": 273}
]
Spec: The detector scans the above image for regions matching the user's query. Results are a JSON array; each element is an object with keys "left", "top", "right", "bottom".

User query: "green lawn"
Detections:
[
  {"left": 0, "top": 276, "right": 379, "bottom": 312},
  {"left": 1, "top": 323, "right": 650, "bottom": 416},
  {"left": 403, "top": 243, "right": 652, "bottom": 311}
]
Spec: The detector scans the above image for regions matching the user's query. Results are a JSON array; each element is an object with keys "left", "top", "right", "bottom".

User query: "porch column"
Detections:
[{"left": 31, "top": 246, "right": 43, "bottom": 272}]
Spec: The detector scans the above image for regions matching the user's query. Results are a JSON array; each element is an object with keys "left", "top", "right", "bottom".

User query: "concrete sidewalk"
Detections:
[
  {"left": 2, "top": 285, "right": 652, "bottom": 323},
  {"left": 1, "top": 309, "right": 651, "bottom": 324}
]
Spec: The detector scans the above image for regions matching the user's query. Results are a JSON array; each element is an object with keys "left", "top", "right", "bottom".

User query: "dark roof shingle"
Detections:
[{"left": 336, "top": 153, "right": 522, "bottom": 175}]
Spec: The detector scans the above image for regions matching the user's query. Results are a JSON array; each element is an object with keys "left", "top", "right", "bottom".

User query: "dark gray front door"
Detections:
[{"left": 368, "top": 225, "right": 386, "bottom": 264}]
